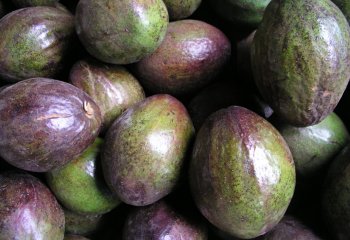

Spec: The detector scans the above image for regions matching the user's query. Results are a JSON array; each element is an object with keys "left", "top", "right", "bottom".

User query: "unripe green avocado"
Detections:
[
  {"left": 251, "top": 0, "right": 350, "bottom": 126},
  {"left": 189, "top": 106, "right": 295, "bottom": 239}
]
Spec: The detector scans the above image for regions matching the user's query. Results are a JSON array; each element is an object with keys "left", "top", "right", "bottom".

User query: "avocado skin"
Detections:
[
  {"left": 0, "top": 78, "right": 102, "bottom": 172},
  {"left": 102, "top": 94, "right": 194, "bottom": 206},
  {"left": 189, "top": 106, "right": 295, "bottom": 239},
  {"left": 0, "top": 6, "right": 75, "bottom": 82},
  {"left": 123, "top": 201, "right": 207, "bottom": 240},
  {"left": 332, "top": 0, "right": 350, "bottom": 23},
  {"left": 275, "top": 112, "right": 349, "bottom": 178},
  {"left": 70, "top": 59, "right": 145, "bottom": 132},
  {"left": 209, "top": 0, "right": 271, "bottom": 27},
  {"left": 251, "top": 0, "right": 350, "bottom": 127},
  {"left": 64, "top": 208, "right": 103, "bottom": 236},
  {"left": 0, "top": 171, "right": 65, "bottom": 240},
  {"left": 162, "top": 0, "right": 201, "bottom": 20},
  {"left": 46, "top": 138, "right": 120, "bottom": 215},
  {"left": 75, "top": 0, "right": 168, "bottom": 64},
  {"left": 322, "top": 144, "right": 350, "bottom": 240},
  {"left": 12, "top": 0, "right": 58, "bottom": 7}
]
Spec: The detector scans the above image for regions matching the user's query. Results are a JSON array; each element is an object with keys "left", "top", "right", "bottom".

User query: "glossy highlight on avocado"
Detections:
[
  {"left": 251, "top": 0, "right": 350, "bottom": 126},
  {"left": 189, "top": 106, "right": 295, "bottom": 239}
]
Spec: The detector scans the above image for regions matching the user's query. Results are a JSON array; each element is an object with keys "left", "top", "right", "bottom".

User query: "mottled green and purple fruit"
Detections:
[
  {"left": 64, "top": 208, "right": 103, "bottom": 236},
  {"left": 134, "top": 20, "right": 231, "bottom": 96},
  {"left": 75, "top": 0, "right": 168, "bottom": 64},
  {"left": 256, "top": 216, "right": 321, "bottom": 240},
  {"left": 163, "top": 0, "right": 201, "bottom": 20},
  {"left": 332, "top": 0, "right": 350, "bottom": 23},
  {"left": 123, "top": 201, "right": 207, "bottom": 240},
  {"left": 322, "top": 144, "right": 350, "bottom": 240},
  {"left": 274, "top": 112, "right": 349, "bottom": 178},
  {"left": 209, "top": 0, "right": 271, "bottom": 27},
  {"left": 64, "top": 235, "right": 90, "bottom": 240},
  {"left": 251, "top": 0, "right": 350, "bottom": 127},
  {"left": 0, "top": 78, "right": 102, "bottom": 172},
  {"left": 0, "top": 6, "right": 75, "bottom": 82},
  {"left": 11, "top": 0, "right": 58, "bottom": 7},
  {"left": 47, "top": 138, "right": 119, "bottom": 214},
  {"left": 102, "top": 94, "right": 195, "bottom": 206},
  {"left": 189, "top": 106, "right": 295, "bottom": 239},
  {"left": 70, "top": 59, "right": 145, "bottom": 131},
  {"left": 0, "top": 172, "right": 65, "bottom": 240}
]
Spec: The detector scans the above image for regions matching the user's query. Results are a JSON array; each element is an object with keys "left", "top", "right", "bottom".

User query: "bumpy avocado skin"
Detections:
[
  {"left": 0, "top": 172, "right": 65, "bottom": 240},
  {"left": 70, "top": 59, "right": 145, "bottom": 131},
  {"left": 209, "top": 0, "right": 271, "bottom": 27},
  {"left": 102, "top": 94, "right": 195, "bottom": 206},
  {"left": 332, "top": 0, "right": 350, "bottom": 23},
  {"left": 251, "top": 0, "right": 350, "bottom": 127},
  {"left": 322, "top": 144, "right": 350, "bottom": 240},
  {"left": 0, "top": 78, "right": 102, "bottom": 172},
  {"left": 0, "top": 7, "right": 75, "bottom": 82},
  {"left": 123, "top": 201, "right": 207, "bottom": 240},
  {"left": 162, "top": 0, "right": 201, "bottom": 20},
  {"left": 275, "top": 112, "right": 349, "bottom": 178},
  {"left": 75, "top": 0, "right": 168, "bottom": 64},
  {"left": 189, "top": 106, "right": 295, "bottom": 239},
  {"left": 46, "top": 138, "right": 120, "bottom": 215},
  {"left": 12, "top": 0, "right": 58, "bottom": 7}
]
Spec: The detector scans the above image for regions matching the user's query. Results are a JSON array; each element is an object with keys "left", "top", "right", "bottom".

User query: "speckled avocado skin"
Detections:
[
  {"left": 162, "top": 0, "right": 201, "bottom": 20},
  {"left": 102, "top": 94, "right": 195, "bottom": 206},
  {"left": 251, "top": 0, "right": 350, "bottom": 127},
  {"left": 46, "top": 138, "right": 120, "bottom": 215},
  {"left": 64, "top": 208, "right": 103, "bottom": 236},
  {"left": 123, "top": 201, "right": 207, "bottom": 240},
  {"left": 0, "top": 7, "right": 75, "bottom": 82},
  {"left": 75, "top": 0, "right": 168, "bottom": 64},
  {"left": 12, "top": 0, "right": 58, "bottom": 7},
  {"left": 134, "top": 20, "right": 231, "bottom": 96},
  {"left": 0, "top": 171, "right": 65, "bottom": 240},
  {"left": 332, "top": 0, "right": 350, "bottom": 23},
  {"left": 0, "top": 78, "right": 102, "bottom": 172},
  {"left": 189, "top": 106, "right": 295, "bottom": 239},
  {"left": 210, "top": 0, "right": 271, "bottom": 27},
  {"left": 70, "top": 59, "right": 145, "bottom": 131},
  {"left": 322, "top": 144, "right": 350, "bottom": 240}
]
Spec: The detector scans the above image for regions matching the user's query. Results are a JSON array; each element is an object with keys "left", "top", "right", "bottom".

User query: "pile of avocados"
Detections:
[{"left": 1, "top": 0, "right": 350, "bottom": 239}]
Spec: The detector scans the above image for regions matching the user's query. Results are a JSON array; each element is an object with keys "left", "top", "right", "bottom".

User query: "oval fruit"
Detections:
[
  {"left": 163, "top": 0, "right": 201, "bottom": 20},
  {"left": 0, "top": 6, "right": 75, "bottom": 82},
  {"left": 189, "top": 106, "right": 295, "bottom": 239},
  {"left": 102, "top": 94, "right": 194, "bottom": 206},
  {"left": 251, "top": 0, "right": 350, "bottom": 126},
  {"left": 64, "top": 208, "right": 103, "bottom": 236},
  {"left": 46, "top": 138, "right": 120, "bottom": 214},
  {"left": 75, "top": 0, "right": 168, "bottom": 64},
  {"left": 275, "top": 112, "right": 349, "bottom": 178},
  {"left": 0, "top": 78, "right": 102, "bottom": 172},
  {"left": 12, "top": 0, "right": 58, "bottom": 7},
  {"left": 134, "top": 20, "right": 231, "bottom": 96},
  {"left": 322, "top": 144, "right": 350, "bottom": 239},
  {"left": 0, "top": 171, "right": 65, "bottom": 240},
  {"left": 123, "top": 201, "right": 207, "bottom": 240},
  {"left": 70, "top": 59, "right": 145, "bottom": 131}
]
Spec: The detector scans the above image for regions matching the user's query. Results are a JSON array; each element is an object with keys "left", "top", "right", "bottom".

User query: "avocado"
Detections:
[
  {"left": 70, "top": 59, "right": 145, "bottom": 131},
  {"left": 0, "top": 78, "right": 102, "bottom": 172},
  {"left": 0, "top": 171, "right": 65, "bottom": 240},
  {"left": 209, "top": 0, "right": 271, "bottom": 27},
  {"left": 123, "top": 201, "right": 207, "bottom": 240},
  {"left": 102, "top": 94, "right": 194, "bottom": 206},
  {"left": 46, "top": 138, "right": 120, "bottom": 215},
  {"left": 189, "top": 106, "right": 295, "bottom": 239},
  {"left": 0, "top": 6, "right": 75, "bottom": 82},
  {"left": 162, "top": 0, "right": 201, "bottom": 20},
  {"left": 322, "top": 144, "right": 350, "bottom": 239},
  {"left": 251, "top": 0, "right": 350, "bottom": 126},
  {"left": 75, "top": 0, "right": 168, "bottom": 64},
  {"left": 332, "top": 0, "right": 350, "bottom": 23},
  {"left": 11, "top": 0, "right": 58, "bottom": 7},
  {"left": 134, "top": 20, "right": 231, "bottom": 97},
  {"left": 274, "top": 112, "right": 349, "bottom": 178}
]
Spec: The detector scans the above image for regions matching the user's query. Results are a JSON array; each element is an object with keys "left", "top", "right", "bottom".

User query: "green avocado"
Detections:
[
  {"left": 162, "top": 0, "right": 201, "bottom": 20},
  {"left": 251, "top": 0, "right": 350, "bottom": 127},
  {"left": 189, "top": 106, "right": 295, "bottom": 239}
]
